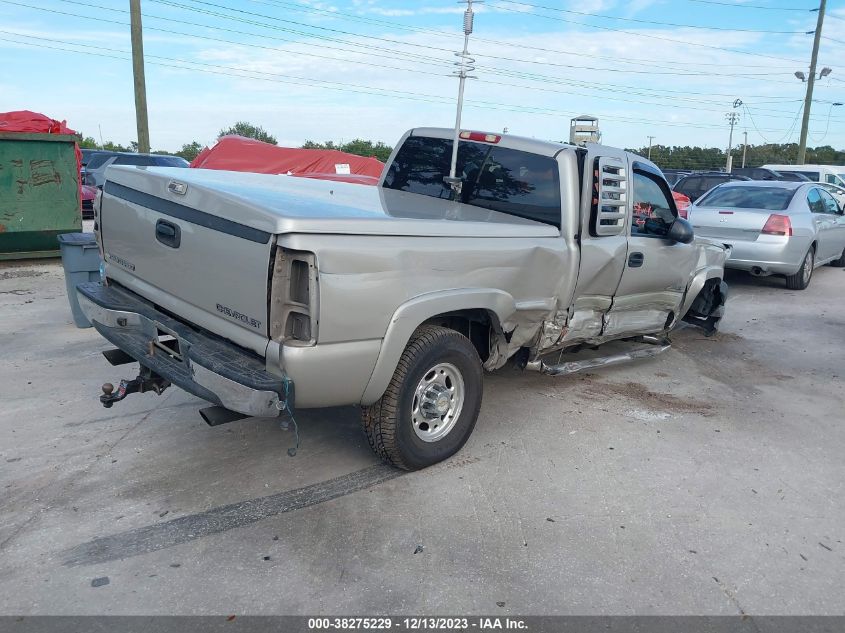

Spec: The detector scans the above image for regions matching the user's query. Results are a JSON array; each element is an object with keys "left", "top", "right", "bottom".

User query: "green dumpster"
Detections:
[{"left": 0, "top": 132, "right": 82, "bottom": 260}]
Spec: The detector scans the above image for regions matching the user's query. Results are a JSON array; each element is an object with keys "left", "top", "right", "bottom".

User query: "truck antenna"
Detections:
[{"left": 444, "top": 0, "right": 480, "bottom": 197}]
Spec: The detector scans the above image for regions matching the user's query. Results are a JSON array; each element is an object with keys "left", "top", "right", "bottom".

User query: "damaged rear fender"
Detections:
[{"left": 359, "top": 288, "right": 516, "bottom": 405}]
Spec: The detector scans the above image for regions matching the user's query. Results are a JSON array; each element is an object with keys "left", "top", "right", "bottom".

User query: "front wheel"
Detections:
[
  {"left": 785, "top": 247, "right": 814, "bottom": 290},
  {"left": 361, "top": 325, "right": 483, "bottom": 470}
]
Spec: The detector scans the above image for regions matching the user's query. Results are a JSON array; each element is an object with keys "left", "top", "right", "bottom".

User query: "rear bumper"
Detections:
[
  {"left": 722, "top": 235, "right": 807, "bottom": 275},
  {"left": 77, "top": 282, "right": 291, "bottom": 418}
]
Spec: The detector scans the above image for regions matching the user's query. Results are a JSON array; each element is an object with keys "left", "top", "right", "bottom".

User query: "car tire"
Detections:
[
  {"left": 830, "top": 246, "right": 845, "bottom": 267},
  {"left": 785, "top": 246, "right": 814, "bottom": 290},
  {"left": 361, "top": 325, "right": 483, "bottom": 471}
]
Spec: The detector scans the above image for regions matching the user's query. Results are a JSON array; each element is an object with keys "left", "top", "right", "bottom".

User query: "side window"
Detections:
[
  {"left": 825, "top": 174, "right": 837, "bottom": 184},
  {"left": 807, "top": 188, "right": 825, "bottom": 214},
  {"left": 818, "top": 189, "right": 840, "bottom": 214},
  {"left": 632, "top": 171, "right": 677, "bottom": 237}
]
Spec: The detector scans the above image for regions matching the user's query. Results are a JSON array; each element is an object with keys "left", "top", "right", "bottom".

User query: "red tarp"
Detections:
[
  {"left": 0, "top": 110, "right": 77, "bottom": 135},
  {"left": 0, "top": 110, "right": 83, "bottom": 210},
  {"left": 190, "top": 135, "right": 384, "bottom": 185}
]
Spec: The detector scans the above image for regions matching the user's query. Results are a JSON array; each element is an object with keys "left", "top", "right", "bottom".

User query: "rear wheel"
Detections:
[
  {"left": 785, "top": 247, "right": 814, "bottom": 290},
  {"left": 361, "top": 325, "right": 483, "bottom": 471}
]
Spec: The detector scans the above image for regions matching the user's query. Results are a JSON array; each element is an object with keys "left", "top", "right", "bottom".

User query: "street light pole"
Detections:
[
  {"left": 647, "top": 135, "right": 655, "bottom": 160},
  {"left": 129, "top": 0, "right": 150, "bottom": 154},
  {"left": 742, "top": 131, "right": 748, "bottom": 168},
  {"left": 797, "top": 0, "right": 827, "bottom": 165}
]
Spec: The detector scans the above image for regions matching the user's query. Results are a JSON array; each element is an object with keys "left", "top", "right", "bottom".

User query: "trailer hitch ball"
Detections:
[{"left": 98, "top": 369, "right": 171, "bottom": 408}]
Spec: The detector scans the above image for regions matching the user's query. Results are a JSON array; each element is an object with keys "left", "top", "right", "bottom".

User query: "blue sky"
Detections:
[{"left": 1, "top": 0, "right": 843, "bottom": 153}]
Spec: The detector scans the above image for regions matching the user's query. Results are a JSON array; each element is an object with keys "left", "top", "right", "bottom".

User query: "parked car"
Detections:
[
  {"left": 80, "top": 149, "right": 114, "bottom": 168},
  {"left": 689, "top": 180, "right": 845, "bottom": 289},
  {"left": 662, "top": 169, "right": 691, "bottom": 186},
  {"left": 774, "top": 171, "right": 811, "bottom": 183},
  {"left": 763, "top": 164, "right": 845, "bottom": 188},
  {"left": 77, "top": 127, "right": 728, "bottom": 470},
  {"left": 729, "top": 167, "right": 812, "bottom": 182},
  {"left": 674, "top": 172, "right": 751, "bottom": 203},
  {"left": 80, "top": 184, "right": 98, "bottom": 220},
  {"left": 84, "top": 152, "right": 189, "bottom": 187}
]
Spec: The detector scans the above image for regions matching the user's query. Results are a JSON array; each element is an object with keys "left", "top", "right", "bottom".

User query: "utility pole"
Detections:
[
  {"left": 130, "top": 0, "right": 150, "bottom": 154},
  {"left": 444, "top": 0, "right": 478, "bottom": 196},
  {"left": 725, "top": 111, "right": 739, "bottom": 172},
  {"left": 647, "top": 135, "right": 655, "bottom": 160},
  {"left": 797, "top": 0, "right": 826, "bottom": 165},
  {"left": 741, "top": 131, "right": 748, "bottom": 168}
]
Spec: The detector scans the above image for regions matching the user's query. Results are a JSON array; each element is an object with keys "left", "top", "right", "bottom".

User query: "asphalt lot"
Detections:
[{"left": 0, "top": 257, "right": 843, "bottom": 616}]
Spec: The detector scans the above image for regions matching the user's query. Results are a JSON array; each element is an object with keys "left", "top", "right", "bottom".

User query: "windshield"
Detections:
[
  {"left": 383, "top": 135, "right": 562, "bottom": 228},
  {"left": 86, "top": 153, "right": 115, "bottom": 169},
  {"left": 154, "top": 156, "right": 190, "bottom": 167},
  {"left": 697, "top": 186, "right": 795, "bottom": 211}
]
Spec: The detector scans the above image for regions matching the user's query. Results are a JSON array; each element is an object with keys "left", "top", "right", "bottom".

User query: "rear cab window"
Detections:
[{"left": 383, "top": 135, "right": 562, "bottom": 228}]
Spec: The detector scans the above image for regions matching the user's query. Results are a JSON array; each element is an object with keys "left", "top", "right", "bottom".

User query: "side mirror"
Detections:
[{"left": 667, "top": 217, "right": 695, "bottom": 244}]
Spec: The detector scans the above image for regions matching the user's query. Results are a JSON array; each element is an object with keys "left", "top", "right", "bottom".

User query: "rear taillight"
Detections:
[
  {"left": 761, "top": 214, "right": 792, "bottom": 236},
  {"left": 270, "top": 248, "right": 318, "bottom": 345},
  {"left": 676, "top": 201, "right": 690, "bottom": 219}
]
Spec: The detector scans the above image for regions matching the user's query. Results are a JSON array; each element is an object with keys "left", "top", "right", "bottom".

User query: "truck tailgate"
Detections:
[{"left": 99, "top": 167, "right": 274, "bottom": 356}]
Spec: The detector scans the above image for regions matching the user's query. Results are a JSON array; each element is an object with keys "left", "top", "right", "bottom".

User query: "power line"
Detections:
[
  {"left": 0, "top": 30, "right": 818, "bottom": 135},
  {"left": 4, "top": 0, "right": 841, "bottom": 124},
  {"left": 248, "top": 0, "right": 803, "bottom": 69},
  {"left": 150, "top": 0, "right": 798, "bottom": 80},
  {"left": 16, "top": 0, "right": 819, "bottom": 98},
  {"left": 684, "top": 0, "right": 813, "bottom": 10},
  {"left": 486, "top": 1, "right": 819, "bottom": 65},
  {"left": 4, "top": 0, "right": 842, "bottom": 128},
  {"left": 492, "top": 0, "right": 813, "bottom": 33}
]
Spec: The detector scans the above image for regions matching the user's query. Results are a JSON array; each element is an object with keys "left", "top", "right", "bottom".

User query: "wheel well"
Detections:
[{"left": 421, "top": 309, "right": 497, "bottom": 362}]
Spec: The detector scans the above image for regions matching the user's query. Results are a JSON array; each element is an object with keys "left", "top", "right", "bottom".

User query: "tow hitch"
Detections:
[{"left": 100, "top": 366, "right": 171, "bottom": 408}]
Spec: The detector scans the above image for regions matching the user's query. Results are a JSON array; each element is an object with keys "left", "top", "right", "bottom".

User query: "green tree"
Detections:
[
  {"left": 626, "top": 142, "right": 845, "bottom": 172},
  {"left": 78, "top": 136, "right": 99, "bottom": 149},
  {"left": 175, "top": 141, "right": 205, "bottom": 161},
  {"left": 302, "top": 138, "right": 393, "bottom": 162},
  {"left": 218, "top": 121, "right": 277, "bottom": 145}
]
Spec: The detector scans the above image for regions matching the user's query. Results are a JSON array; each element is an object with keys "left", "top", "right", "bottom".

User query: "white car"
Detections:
[{"left": 763, "top": 164, "right": 845, "bottom": 188}]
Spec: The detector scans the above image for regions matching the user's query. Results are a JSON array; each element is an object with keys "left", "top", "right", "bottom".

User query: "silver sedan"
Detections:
[{"left": 689, "top": 180, "right": 845, "bottom": 289}]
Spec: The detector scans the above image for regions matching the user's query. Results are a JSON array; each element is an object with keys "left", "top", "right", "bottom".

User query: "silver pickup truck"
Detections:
[{"left": 78, "top": 128, "right": 728, "bottom": 470}]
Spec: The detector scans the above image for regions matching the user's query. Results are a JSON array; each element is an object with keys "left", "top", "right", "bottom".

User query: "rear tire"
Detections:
[
  {"left": 830, "top": 246, "right": 845, "bottom": 268},
  {"left": 361, "top": 325, "right": 483, "bottom": 471},
  {"left": 785, "top": 247, "right": 814, "bottom": 290}
]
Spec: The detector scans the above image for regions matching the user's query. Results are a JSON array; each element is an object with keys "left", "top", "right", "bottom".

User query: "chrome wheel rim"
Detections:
[
  {"left": 803, "top": 250, "right": 813, "bottom": 285},
  {"left": 411, "top": 362, "right": 465, "bottom": 442}
]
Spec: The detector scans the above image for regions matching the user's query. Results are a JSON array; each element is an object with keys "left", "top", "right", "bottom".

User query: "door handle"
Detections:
[
  {"left": 628, "top": 252, "right": 644, "bottom": 268},
  {"left": 155, "top": 219, "right": 181, "bottom": 248}
]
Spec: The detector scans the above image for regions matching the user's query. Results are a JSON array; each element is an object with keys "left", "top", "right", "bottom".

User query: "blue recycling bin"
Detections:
[{"left": 57, "top": 232, "right": 101, "bottom": 328}]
